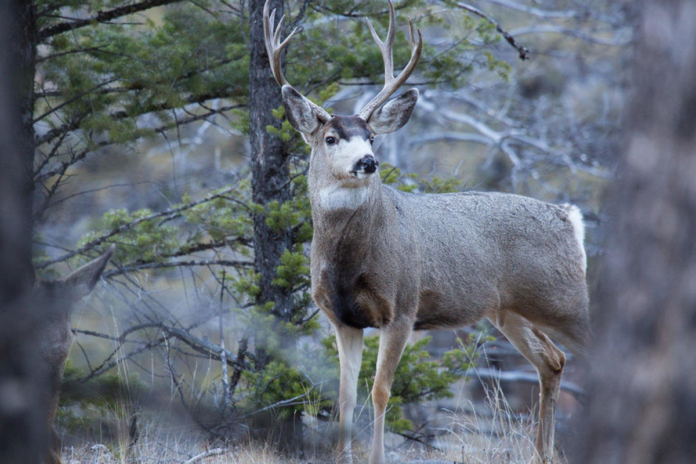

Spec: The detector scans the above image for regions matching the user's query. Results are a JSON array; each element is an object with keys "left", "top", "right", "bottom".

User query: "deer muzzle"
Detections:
[{"left": 353, "top": 155, "right": 379, "bottom": 176}]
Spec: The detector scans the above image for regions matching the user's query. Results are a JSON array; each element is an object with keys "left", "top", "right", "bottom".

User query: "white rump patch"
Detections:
[
  {"left": 563, "top": 204, "right": 587, "bottom": 274},
  {"left": 319, "top": 185, "right": 368, "bottom": 210}
]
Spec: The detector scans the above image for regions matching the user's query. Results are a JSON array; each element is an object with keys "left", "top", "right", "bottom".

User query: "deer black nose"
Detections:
[{"left": 357, "top": 155, "right": 378, "bottom": 174}]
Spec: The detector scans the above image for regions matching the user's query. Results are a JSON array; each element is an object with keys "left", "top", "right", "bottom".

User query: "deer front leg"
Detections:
[
  {"left": 369, "top": 320, "right": 412, "bottom": 464},
  {"left": 335, "top": 324, "right": 364, "bottom": 461}
]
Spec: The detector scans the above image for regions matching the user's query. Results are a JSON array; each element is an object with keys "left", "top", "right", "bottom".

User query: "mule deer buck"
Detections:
[
  {"left": 263, "top": 2, "right": 589, "bottom": 462},
  {"left": 36, "top": 247, "right": 114, "bottom": 464}
]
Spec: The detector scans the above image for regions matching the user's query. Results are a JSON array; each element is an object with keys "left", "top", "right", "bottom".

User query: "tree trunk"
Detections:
[
  {"left": 574, "top": 1, "right": 696, "bottom": 463},
  {"left": 248, "top": 0, "right": 294, "bottom": 324},
  {"left": 19, "top": 0, "right": 37, "bottom": 187},
  {"left": 0, "top": 1, "right": 50, "bottom": 462},
  {"left": 247, "top": 0, "right": 303, "bottom": 451}
]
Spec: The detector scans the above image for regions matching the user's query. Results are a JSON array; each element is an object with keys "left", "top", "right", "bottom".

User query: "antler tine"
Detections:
[
  {"left": 358, "top": 0, "right": 423, "bottom": 121},
  {"left": 263, "top": 1, "right": 293, "bottom": 86},
  {"left": 262, "top": 0, "right": 332, "bottom": 121},
  {"left": 364, "top": 0, "right": 396, "bottom": 81}
]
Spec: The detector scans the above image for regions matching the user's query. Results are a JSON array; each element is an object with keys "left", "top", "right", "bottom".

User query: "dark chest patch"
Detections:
[
  {"left": 331, "top": 284, "right": 374, "bottom": 329},
  {"left": 322, "top": 269, "right": 392, "bottom": 329},
  {"left": 325, "top": 271, "right": 382, "bottom": 329}
]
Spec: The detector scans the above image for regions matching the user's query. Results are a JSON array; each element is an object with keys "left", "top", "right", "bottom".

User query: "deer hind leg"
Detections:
[
  {"left": 335, "top": 324, "right": 364, "bottom": 462},
  {"left": 490, "top": 311, "right": 566, "bottom": 464},
  {"left": 369, "top": 320, "right": 413, "bottom": 464}
]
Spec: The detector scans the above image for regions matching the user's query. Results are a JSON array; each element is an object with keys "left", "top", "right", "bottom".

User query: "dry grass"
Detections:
[{"left": 61, "top": 380, "right": 568, "bottom": 464}]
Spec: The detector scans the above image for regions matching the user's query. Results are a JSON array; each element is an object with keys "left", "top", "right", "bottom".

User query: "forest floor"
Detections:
[{"left": 60, "top": 387, "right": 570, "bottom": 464}]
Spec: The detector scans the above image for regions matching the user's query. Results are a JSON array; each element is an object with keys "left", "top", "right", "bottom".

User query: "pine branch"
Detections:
[
  {"left": 35, "top": 89, "right": 243, "bottom": 147},
  {"left": 33, "top": 77, "right": 119, "bottom": 123},
  {"left": 36, "top": 185, "right": 241, "bottom": 269},
  {"left": 38, "top": 0, "right": 185, "bottom": 41},
  {"left": 34, "top": 102, "right": 243, "bottom": 183},
  {"left": 34, "top": 53, "right": 245, "bottom": 101}
]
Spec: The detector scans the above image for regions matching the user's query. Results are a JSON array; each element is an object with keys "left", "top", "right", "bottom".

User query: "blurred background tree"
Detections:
[
  {"left": 575, "top": 0, "right": 696, "bottom": 462},
  {"left": 19, "top": 0, "right": 630, "bottom": 458}
]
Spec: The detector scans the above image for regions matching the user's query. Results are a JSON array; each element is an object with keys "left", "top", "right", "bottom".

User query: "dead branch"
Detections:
[
  {"left": 483, "top": 0, "right": 580, "bottom": 19},
  {"left": 103, "top": 259, "right": 252, "bottom": 278},
  {"left": 509, "top": 25, "right": 630, "bottom": 46},
  {"left": 218, "top": 271, "right": 232, "bottom": 416},
  {"left": 183, "top": 448, "right": 229, "bottom": 464},
  {"left": 466, "top": 367, "right": 585, "bottom": 397},
  {"left": 452, "top": 2, "right": 530, "bottom": 60},
  {"left": 39, "top": 0, "right": 185, "bottom": 41}
]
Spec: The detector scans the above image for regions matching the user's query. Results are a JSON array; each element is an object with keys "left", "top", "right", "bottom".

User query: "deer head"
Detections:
[
  {"left": 37, "top": 247, "right": 115, "bottom": 306},
  {"left": 34, "top": 246, "right": 115, "bottom": 464},
  {"left": 263, "top": 0, "right": 422, "bottom": 197}
]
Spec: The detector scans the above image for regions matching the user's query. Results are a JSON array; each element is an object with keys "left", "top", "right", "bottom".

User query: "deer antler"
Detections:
[
  {"left": 358, "top": 0, "right": 423, "bottom": 122},
  {"left": 263, "top": 0, "right": 332, "bottom": 122}
]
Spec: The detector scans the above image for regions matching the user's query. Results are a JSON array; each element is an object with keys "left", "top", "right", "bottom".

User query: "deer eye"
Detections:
[
  {"left": 325, "top": 136, "right": 337, "bottom": 145},
  {"left": 369, "top": 134, "right": 375, "bottom": 144}
]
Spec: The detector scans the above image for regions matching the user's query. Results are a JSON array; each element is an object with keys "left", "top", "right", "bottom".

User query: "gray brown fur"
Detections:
[{"left": 311, "top": 178, "right": 589, "bottom": 352}]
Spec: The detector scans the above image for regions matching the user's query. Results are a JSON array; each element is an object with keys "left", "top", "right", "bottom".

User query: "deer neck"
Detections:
[{"left": 309, "top": 171, "right": 389, "bottom": 252}]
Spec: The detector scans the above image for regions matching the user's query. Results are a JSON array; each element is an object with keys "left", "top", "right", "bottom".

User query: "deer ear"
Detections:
[
  {"left": 60, "top": 246, "right": 115, "bottom": 300},
  {"left": 367, "top": 88, "right": 418, "bottom": 134},
  {"left": 282, "top": 86, "right": 329, "bottom": 134}
]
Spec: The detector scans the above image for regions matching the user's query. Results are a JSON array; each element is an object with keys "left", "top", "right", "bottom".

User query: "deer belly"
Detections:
[{"left": 414, "top": 290, "right": 489, "bottom": 330}]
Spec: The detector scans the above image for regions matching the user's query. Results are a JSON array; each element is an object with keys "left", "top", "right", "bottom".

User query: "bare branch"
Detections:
[
  {"left": 39, "top": 0, "right": 185, "bottom": 41},
  {"left": 509, "top": 25, "right": 630, "bottom": 46},
  {"left": 482, "top": 0, "right": 580, "bottom": 19},
  {"left": 35, "top": 139, "right": 110, "bottom": 184},
  {"left": 467, "top": 367, "right": 585, "bottom": 397},
  {"left": 409, "top": 131, "right": 492, "bottom": 147},
  {"left": 183, "top": 449, "right": 229, "bottom": 464},
  {"left": 103, "top": 259, "right": 252, "bottom": 278},
  {"left": 452, "top": 1, "right": 530, "bottom": 60}
]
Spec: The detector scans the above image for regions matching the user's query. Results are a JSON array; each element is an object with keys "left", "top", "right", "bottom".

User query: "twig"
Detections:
[
  {"left": 219, "top": 271, "right": 232, "bottom": 416},
  {"left": 103, "top": 259, "right": 252, "bottom": 278},
  {"left": 466, "top": 367, "right": 585, "bottom": 397},
  {"left": 32, "top": 78, "right": 119, "bottom": 123},
  {"left": 183, "top": 448, "right": 229, "bottom": 464},
  {"left": 246, "top": 390, "right": 315, "bottom": 417},
  {"left": 38, "top": 0, "right": 184, "bottom": 40},
  {"left": 229, "top": 338, "right": 247, "bottom": 403},
  {"left": 483, "top": 0, "right": 580, "bottom": 19},
  {"left": 164, "top": 338, "right": 228, "bottom": 441},
  {"left": 395, "top": 430, "right": 441, "bottom": 451},
  {"left": 452, "top": 1, "right": 530, "bottom": 60}
]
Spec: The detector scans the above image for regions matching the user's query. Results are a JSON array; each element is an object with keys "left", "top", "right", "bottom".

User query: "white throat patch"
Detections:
[{"left": 319, "top": 185, "right": 368, "bottom": 211}]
